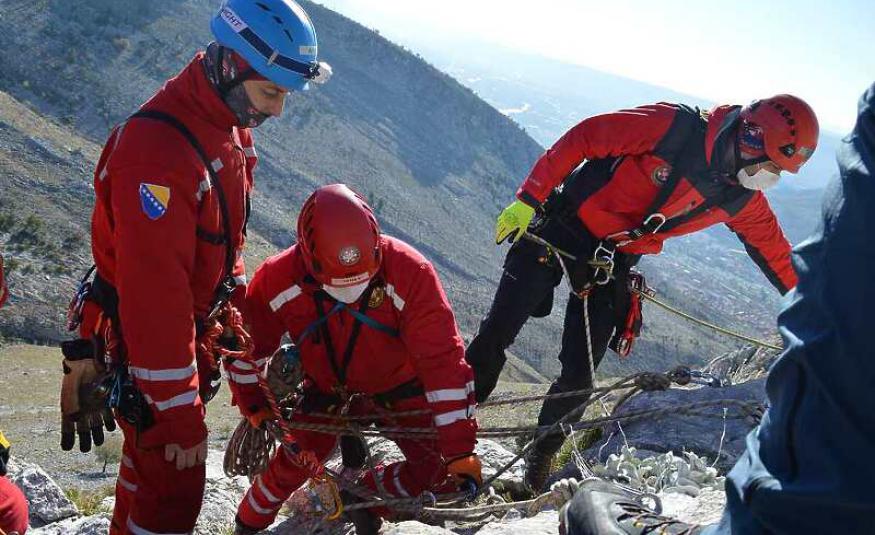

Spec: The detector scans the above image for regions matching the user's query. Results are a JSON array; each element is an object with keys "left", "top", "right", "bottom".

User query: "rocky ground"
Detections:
[{"left": 1, "top": 343, "right": 774, "bottom": 533}]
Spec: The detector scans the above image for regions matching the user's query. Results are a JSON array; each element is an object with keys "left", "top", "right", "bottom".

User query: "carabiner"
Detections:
[{"left": 590, "top": 243, "right": 616, "bottom": 286}]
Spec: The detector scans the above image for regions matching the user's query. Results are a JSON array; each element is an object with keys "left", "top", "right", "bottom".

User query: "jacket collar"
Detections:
[{"left": 156, "top": 52, "right": 241, "bottom": 132}]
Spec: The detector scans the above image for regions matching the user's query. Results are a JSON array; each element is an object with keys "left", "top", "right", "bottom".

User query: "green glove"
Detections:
[{"left": 495, "top": 200, "right": 536, "bottom": 244}]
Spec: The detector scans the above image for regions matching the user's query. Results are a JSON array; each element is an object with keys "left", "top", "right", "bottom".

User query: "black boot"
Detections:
[
  {"left": 340, "top": 490, "right": 383, "bottom": 535},
  {"left": 559, "top": 479, "right": 703, "bottom": 535},
  {"left": 340, "top": 435, "right": 367, "bottom": 470},
  {"left": 233, "top": 516, "right": 262, "bottom": 535},
  {"left": 523, "top": 443, "right": 555, "bottom": 494}
]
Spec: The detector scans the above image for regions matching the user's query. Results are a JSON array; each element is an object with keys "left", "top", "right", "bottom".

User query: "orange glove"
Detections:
[
  {"left": 447, "top": 454, "right": 483, "bottom": 495},
  {"left": 247, "top": 407, "right": 275, "bottom": 429}
]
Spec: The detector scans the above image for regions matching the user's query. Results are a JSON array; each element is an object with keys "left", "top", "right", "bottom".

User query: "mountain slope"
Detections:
[{"left": 0, "top": 0, "right": 789, "bottom": 379}]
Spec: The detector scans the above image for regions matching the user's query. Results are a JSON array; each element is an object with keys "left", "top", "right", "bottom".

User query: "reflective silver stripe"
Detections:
[
  {"left": 385, "top": 284, "right": 405, "bottom": 311},
  {"left": 466, "top": 380, "right": 475, "bottom": 395},
  {"left": 247, "top": 490, "right": 277, "bottom": 515},
  {"left": 433, "top": 408, "right": 471, "bottom": 427},
  {"left": 269, "top": 285, "right": 302, "bottom": 311},
  {"left": 391, "top": 464, "right": 410, "bottom": 497},
  {"left": 117, "top": 475, "right": 138, "bottom": 493},
  {"left": 128, "top": 362, "right": 197, "bottom": 382},
  {"left": 121, "top": 455, "right": 135, "bottom": 469},
  {"left": 230, "top": 357, "right": 267, "bottom": 371},
  {"left": 243, "top": 146, "right": 257, "bottom": 158},
  {"left": 145, "top": 390, "right": 198, "bottom": 411},
  {"left": 233, "top": 274, "right": 248, "bottom": 286},
  {"left": 211, "top": 158, "right": 224, "bottom": 172},
  {"left": 256, "top": 476, "right": 281, "bottom": 503},
  {"left": 196, "top": 173, "right": 211, "bottom": 202},
  {"left": 425, "top": 387, "right": 468, "bottom": 403},
  {"left": 229, "top": 372, "right": 260, "bottom": 385},
  {"left": 126, "top": 518, "right": 187, "bottom": 535},
  {"left": 99, "top": 167, "right": 109, "bottom": 181}
]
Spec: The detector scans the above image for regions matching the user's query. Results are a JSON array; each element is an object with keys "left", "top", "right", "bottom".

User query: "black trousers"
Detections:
[{"left": 466, "top": 215, "right": 634, "bottom": 455}]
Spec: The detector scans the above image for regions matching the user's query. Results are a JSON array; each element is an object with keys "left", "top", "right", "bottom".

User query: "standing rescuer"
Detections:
[
  {"left": 226, "top": 185, "right": 480, "bottom": 535},
  {"left": 466, "top": 95, "right": 819, "bottom": 491},
  {"left": 58, "top": 1, "right": 330, "bottom": 533}
]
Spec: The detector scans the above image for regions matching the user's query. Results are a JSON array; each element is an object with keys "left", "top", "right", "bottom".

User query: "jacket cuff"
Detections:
[
  {"left": 229, "top": 382, "right": 269, "bottom": 418},
  {"left": 516, "top": 189, "right": 542, "bottom": 209},
  {"left": 436, "top": 419, "right": 477, "bottom": 460}
]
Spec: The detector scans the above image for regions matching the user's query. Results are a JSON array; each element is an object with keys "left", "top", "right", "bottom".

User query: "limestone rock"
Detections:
[
  {"left": 475, "top": 511, "right": 559, "bottom": 534},
  {"left": 584, "top": 379, "right": 765, "bottom": 471},
  {"left": 6, "top": 458, "right": 79, "bottom": 526},
  {"left": 28, "top": 514, "right": 111, "bottom": 535},
  {"left": 659, "top": 487, "right": 727, "bottom": 526}
]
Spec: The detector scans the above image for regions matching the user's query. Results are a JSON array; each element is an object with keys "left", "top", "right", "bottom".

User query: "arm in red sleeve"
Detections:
[
  {"left": 726, "top": 192, "right": 798, "bottom": 294},
  {"left": 224, "top": 262, "right": 286, "bottom": 417},
  {"left": 229, "top": 251, "right": 248, "bottom": 313},
  {"left": 399, "top": 262, "right": 477, "bottom": 460},
  {"left": 517, "top": 104, "right": 678, "bottom": 203},
  {"left": 110, "top": 164, "right": 205, "bottom": 449}
]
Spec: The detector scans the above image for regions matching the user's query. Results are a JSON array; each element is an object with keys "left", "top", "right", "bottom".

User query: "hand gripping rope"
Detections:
[{"left": 208, "top": 303, "right": 342, "bottom": 518}]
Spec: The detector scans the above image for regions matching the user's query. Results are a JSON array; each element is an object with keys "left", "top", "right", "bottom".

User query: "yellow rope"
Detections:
[
  {"left": 522, "top": 231, "right": 783, "bottom": 351},
  {"left": 636, "top": 291, "right": 782, "bottom": 351}
]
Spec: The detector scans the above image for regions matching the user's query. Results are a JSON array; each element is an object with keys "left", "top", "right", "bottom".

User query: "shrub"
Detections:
[
  {"left": 65, "top": 486, "right": 115, "bottom": 515},
  {"left": 95, "top": 434, "right": 124, "bottom": 473}
]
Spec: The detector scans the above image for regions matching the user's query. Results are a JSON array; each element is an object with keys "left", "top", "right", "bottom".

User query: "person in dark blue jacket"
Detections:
[{"left": 560, "top": 82, "right": 875, "bottom": 535}]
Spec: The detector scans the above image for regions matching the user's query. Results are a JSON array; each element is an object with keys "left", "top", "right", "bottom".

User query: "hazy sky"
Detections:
[{"left": 316, "top": 0, "right": 873, "bottom": 133}]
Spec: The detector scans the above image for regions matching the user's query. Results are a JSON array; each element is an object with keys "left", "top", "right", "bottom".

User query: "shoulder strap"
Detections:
[
  {"left": 304, "top": 286, "right": 400, "bottom": 386},
  {"left": 643, "top": 104, "right": 708, "bottom": 217},
  {"left": 128, "top": 110, "right": 236, "bottom": 313}
]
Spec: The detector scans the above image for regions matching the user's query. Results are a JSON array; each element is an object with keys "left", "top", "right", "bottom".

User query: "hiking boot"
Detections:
[
  {"left": 559, "top": 479, "right": 703, "bottom": 535},
  {"left": 340, "top": 490, "right": 383, "bottom": 535},
  {"left": 523, "top": 446, "right": 554, "bottom": 494},
  {"left": 232, "top": 517, "right": 262, "bottom": 535}
]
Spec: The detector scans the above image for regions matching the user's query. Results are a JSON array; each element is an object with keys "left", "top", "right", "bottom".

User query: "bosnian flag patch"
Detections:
[{"left": 139, "top": 183, "right": 171, "bottom": 220}]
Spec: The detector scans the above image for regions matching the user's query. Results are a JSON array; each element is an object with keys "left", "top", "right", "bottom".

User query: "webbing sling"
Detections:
[
  {"left": 129, "top": 110, "right": 236, "bottom": 319},
  {"left": 310, "top": 286, "right": 400, "bottom": 385},
  {"left": 606, "top": 104, "right": 707, "bottom": 245}
]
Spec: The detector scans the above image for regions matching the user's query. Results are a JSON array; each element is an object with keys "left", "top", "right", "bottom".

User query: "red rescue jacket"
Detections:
[
  {"left": 90, "top": 53, "right": 255, "bottom": 447},
  {"left": 518, "top": 103, "right": 797, "bottom": 293},
  {"left": 229, "top": 236, "right": 478, "bottom": 459}
]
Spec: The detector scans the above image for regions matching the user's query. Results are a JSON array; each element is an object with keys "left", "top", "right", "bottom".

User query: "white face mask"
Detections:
[
  {"left": 737, "top": 167, "right": 781, "bottom": 191},
  {"left": 323, "top": 280, "right": 370, "bottom": 304}
]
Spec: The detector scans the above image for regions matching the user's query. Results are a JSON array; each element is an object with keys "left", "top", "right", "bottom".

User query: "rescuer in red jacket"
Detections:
[
  {"left": 465, "top": 95, "right": 819, "bottom": 492},
  {"left": 226, "top": 185, "right": 480, "bottom": 534},
  {"left": 58, "top": 2, "right": 331, "bottom": 533}
]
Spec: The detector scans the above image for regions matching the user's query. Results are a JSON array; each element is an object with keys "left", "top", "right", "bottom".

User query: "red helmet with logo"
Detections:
[
  {"left": 297, "top": 184, "right": 381, "bottom": 287},
  {"left": 739, "top": 94, "right": 819, "bottom": 173}
]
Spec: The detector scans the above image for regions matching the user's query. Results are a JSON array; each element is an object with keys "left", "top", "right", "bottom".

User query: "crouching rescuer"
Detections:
[
  {"left": 466, "top": 95, "right": 819, "bottom": 492},
  {"left": 226, "top": 185, "right": 480, "bottom": 534}
]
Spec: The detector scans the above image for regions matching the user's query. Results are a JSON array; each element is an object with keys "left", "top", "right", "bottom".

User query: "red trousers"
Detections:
[
  {"left": 110, "top": 421, "right": 206, "bottom": 534},
  {"left": 237, "top": 397, "right": 453, "bottom": 529}
]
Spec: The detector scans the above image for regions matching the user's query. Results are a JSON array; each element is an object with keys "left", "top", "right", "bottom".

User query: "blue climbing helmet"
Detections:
[{"left": 210, "top": 0, "right": 327, "bottom": 91}]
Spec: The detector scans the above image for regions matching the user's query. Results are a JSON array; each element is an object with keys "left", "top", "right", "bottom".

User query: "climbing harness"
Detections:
[{"left": 522, "top": 232, "right": 781, "bottom": 351}]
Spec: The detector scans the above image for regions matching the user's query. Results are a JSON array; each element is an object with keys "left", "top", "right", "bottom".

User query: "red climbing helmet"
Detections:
[
  {"left": 297, "top": 184, "right": 382, "bottom": 287},
  {"left": 739, "top": 94, "right": 819, "bottom": 173}
]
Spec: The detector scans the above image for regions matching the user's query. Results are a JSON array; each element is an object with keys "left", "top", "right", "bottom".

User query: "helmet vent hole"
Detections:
[
  {"left": 256, "top": 2, "right": 271, "bottom": 11},
  {"left": 273, "top": 15, "right": 283, "bottom": 24},
  {"left": 283, "top": 29, "right": 294, "bottom": 43}
]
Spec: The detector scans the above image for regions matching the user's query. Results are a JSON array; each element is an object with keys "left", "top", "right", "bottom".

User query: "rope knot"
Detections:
[{"left": 635, "top": 372, "right": 672, "bottom": 391}]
